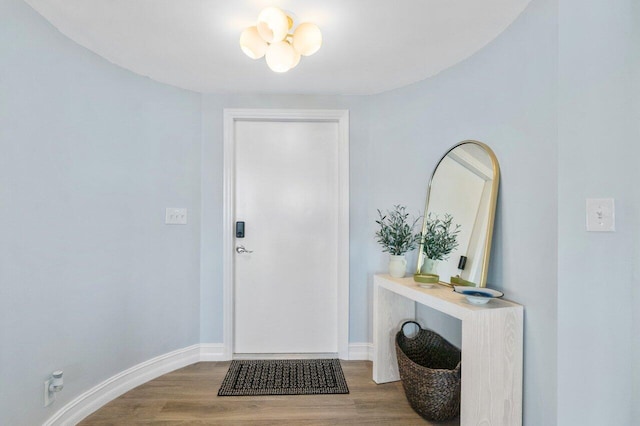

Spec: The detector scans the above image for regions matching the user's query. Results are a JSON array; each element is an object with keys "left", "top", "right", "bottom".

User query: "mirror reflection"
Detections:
[{"left": 415, "top": 141, "right": 499, "bottom": 287}]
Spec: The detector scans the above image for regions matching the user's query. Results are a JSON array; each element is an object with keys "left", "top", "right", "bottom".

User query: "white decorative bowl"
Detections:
[{"left": 453, "top": 286, "right": 504, "bottom": 305}]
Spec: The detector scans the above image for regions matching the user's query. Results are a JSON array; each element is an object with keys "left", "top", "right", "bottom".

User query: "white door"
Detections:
[{"left": 233, "top": 119, "right": 340, "bottom": 354}]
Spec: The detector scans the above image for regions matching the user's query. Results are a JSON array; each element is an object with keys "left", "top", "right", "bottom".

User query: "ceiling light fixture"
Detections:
[{"left": 240, "top": 7, "right": 322, "bottom": 73}]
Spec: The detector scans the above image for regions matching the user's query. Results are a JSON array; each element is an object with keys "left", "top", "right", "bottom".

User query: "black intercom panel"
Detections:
[{"left": 236, "top": 221, "right": 245, "bottom": 238}]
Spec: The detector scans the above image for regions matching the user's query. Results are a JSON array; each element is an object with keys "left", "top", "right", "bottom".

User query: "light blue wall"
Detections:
[
  {"left": 0, "top": 1, "right": 202, "bottom": 425},
  {"left": 634, "top": 2, "right": 640, "bottom": 420},
  {"left": 558, "top": 0, "right": 639, "bottom": 424}
]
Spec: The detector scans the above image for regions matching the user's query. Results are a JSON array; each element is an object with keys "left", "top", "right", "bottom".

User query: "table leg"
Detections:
[{"left": 372, "top": 282, "right": 415, "bottom": 383}]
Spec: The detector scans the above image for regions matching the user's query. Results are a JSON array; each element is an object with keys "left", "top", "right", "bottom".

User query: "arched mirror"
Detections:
[{"left": 414, "top": 140, "right": 499, "bottom": 288}]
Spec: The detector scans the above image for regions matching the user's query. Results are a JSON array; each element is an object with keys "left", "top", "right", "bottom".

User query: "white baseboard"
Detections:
[
  {"left": 44, "top": 344, "right": 201, "bottom": 426},
  {"left": 233, "top": 352, "right": 338, "bottom": 360},
  {"left": 44, "top": 342, "right": 373, "bottom": 425},
  {"left": 199, "top": 343, "right": 226, "bottom": 361},
  {"left": 348, "top": 343, "right": 373, "bottom": 361}
]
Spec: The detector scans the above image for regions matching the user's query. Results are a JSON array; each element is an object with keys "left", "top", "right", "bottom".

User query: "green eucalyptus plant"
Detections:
[
  {"left": 375, "top": 205, "right": 422, "bottom": 256},
  {"left": 423, "top": 213, "right": 461, "bottom": 261}
]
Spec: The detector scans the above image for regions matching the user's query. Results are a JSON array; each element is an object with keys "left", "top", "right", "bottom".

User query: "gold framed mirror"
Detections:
[{"left": 414, "top": 140, "right": 500, "bottom": 287}]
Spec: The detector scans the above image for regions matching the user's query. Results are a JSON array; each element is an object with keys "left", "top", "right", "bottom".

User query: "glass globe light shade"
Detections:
[
  {"left": 292, "top": 22, "right": 322, "bottom": 56},
  {"left": 239, "top": 26, "right": 267, "bottom": 59},
  {"left": 289, "top": 46, "right": 301, "bottom": 69},
  {"left": 257, "top": 7, "right": 289, "bottom": 43},
  {"left": 265, "top": 40, "right": 296, "bottom": 73}
]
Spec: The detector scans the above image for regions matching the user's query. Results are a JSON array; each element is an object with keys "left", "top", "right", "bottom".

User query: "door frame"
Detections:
[{"left": 222, "top": 108, "right": 350, "bottom": 360}]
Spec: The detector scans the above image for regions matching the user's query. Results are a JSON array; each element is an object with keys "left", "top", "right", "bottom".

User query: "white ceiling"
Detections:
[{"left": 25, "top": 0, "right": 531, "bottom": 95}]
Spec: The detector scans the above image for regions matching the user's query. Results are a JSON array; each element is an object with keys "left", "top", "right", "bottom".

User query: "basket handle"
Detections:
[{"left": 400, "top": 321, "right": 422, "bottom": 338}]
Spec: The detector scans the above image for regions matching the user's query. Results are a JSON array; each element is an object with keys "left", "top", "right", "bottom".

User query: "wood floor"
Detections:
[{"left": 79, "top": 361, "right": 460, "bottom": 425}]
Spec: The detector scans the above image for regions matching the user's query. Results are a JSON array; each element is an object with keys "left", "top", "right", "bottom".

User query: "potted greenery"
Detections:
[
  {"left": 375, "top": 205, "right": 421, "bottom": 278},
  {"left": 421, "top": 213, "right": 461, "bottom": 275}
]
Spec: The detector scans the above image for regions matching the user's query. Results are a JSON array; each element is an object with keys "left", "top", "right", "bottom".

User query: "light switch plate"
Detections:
[
  {"left": 165, "top": 208, "right": 187, "bottom": 225},
  {"left": 586, "top": 198, "right": 615, "bottom": 232}
]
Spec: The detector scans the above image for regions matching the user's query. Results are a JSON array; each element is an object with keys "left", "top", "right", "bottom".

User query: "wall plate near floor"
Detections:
[{"left": 44, "top": 378, "right": 55, "bottom": 407}]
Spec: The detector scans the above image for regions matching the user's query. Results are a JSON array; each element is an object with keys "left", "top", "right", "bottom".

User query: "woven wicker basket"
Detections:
[{"left": 395, "top": 321, "right": 462, "bottom": 421}]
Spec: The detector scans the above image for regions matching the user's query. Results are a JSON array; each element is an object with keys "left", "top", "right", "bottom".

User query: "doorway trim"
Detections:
[{"left": 222, "top": 108, "right": 350, "bottom": 360}]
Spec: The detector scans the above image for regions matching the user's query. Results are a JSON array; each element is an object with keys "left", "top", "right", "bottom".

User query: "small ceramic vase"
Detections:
[{"left": 389, "top": 254, "right": 407, "bottom": 278}]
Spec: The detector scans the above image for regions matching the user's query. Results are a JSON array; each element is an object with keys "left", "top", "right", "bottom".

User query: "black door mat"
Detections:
[{"left": 217, "top": 359, "right": 349, "bottom": 396}]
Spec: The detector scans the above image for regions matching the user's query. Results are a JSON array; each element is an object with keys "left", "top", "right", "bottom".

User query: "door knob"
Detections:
[{"left": 236, "top": 245, "right": 253, "bottom": 254}]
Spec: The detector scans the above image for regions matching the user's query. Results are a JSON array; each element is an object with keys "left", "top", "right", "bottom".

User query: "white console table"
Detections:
[{"left": 373, "top": 274, "right": 523, "bottom": 426}]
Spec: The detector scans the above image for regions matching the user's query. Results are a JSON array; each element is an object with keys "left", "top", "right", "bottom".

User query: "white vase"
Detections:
[{"left": 388, "top": 254, "right": 407, "bottom": 278}]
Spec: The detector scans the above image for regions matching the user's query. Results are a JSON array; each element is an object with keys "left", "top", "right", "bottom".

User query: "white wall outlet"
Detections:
[
  {"left": 586, "top": 198, "right": 615, "bottom": 232},
  {"left": 44, "top": 378, "right": 55, "bottom": 407},
  {"left": 165, "top": 208, "right": 187, "bottom": 225}
]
